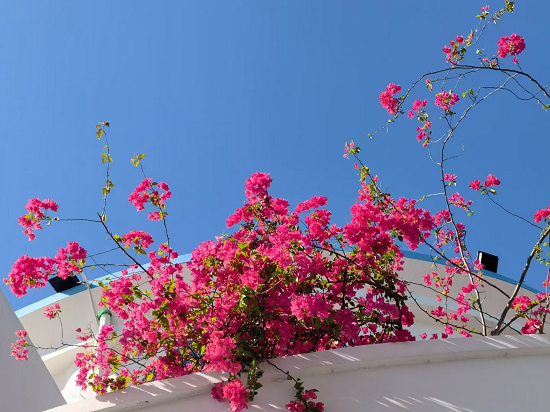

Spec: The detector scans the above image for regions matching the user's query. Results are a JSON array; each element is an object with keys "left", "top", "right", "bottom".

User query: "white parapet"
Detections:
[{"left": 44, "top": 334, "right": 550, "bottom": 412}]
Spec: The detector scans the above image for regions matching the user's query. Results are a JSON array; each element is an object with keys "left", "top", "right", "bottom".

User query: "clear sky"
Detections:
[{"left": 1, "top": 1, "right": 549, "bottom": 310}]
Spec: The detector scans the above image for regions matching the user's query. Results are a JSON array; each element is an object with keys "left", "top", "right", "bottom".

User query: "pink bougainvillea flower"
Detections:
[
  {"left": 18, "top": 198, "right": 59, "bottom": 241},
  {"left": 444, "top": 174, "right": 457, "bottom": 183},
  {"left": 435, "top": 91, "right": 459, "bottom": 112},
  {"left": 128, "top": 178, "right": 171, "bottom": 219},
  {"left": 484, "top": 174, "right": 501, "bottom": 187},
  {"left": 425, "top": 78, "right": 433, "bottom": 90},
  {"left": 379, "top": 83, "right": 401, "bottom": 115},
  {"left": 534, "top": 206, "right": 550, "bottom": 223},
  {"left": 44, "top": 303, "right": 61, "bottom": 319},
  {"left": 497, "top": 34, "right": 526, "bottom": 59},
  {"left": 469, "top": 180, "right": 481, "bottom": 191}
]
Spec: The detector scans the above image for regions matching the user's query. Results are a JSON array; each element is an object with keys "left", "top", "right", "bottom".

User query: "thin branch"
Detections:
[
  {"left": 486, "top": 193, "right": 543, "bottom": 230},
  {"left": 97, "top": 212, "right": 153, "bottom": 280},
  {"left": 57, "top": 218, "right": 101, "bottom": 223}
]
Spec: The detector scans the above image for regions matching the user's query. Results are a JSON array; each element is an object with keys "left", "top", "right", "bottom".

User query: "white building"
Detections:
[{"left": 2, "top": 251, "right": 546, "bottom": 412}]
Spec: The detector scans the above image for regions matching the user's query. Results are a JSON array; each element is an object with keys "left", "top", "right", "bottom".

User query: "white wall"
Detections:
[{"left": 0, "top": 288, "right": 66, "bottom": 411}]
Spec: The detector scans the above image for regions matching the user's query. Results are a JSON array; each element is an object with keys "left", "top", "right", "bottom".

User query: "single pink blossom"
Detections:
[
  {"left": 469, "top": 180, "right": 481, "bottom": 191},
  {"left": 534, "top": 206, "right": 550, "bottom": 223},
  {"left": 44, "top": 303, "right": 61, "bottom": 320},
  {"left": 484, "top": 174, "right": 501, "bottom": 187}
]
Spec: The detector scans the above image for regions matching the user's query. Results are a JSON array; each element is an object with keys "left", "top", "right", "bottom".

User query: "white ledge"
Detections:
[{"left": 45, "top": 335, "right": 550, "bottom": 412}]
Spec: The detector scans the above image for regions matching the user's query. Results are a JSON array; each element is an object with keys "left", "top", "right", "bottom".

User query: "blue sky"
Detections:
[{"left": 1, "top": 0, "right": 549, "bottom": 310}]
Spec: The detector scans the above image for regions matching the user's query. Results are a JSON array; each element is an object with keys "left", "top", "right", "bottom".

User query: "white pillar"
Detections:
[{"left": 96, "top": 308, "right": 112, "bottom": 329}]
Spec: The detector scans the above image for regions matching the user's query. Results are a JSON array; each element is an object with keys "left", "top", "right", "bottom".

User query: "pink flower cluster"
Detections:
[
  {"left": 55, "top": 241, "right": 87, "bottom": 280},
  {"left": 415, "top": 120, "right": 432, "bottom": 147},
  {"left": 202, "top": 332, "right": 241, "bottom": 375},
  {"left": 448, "top": 193, "right": 473, "bottom": 211},
  {"left": 128, "top": 178, "right": 171, "bottom": 220},
  {"left": 425, "top": 78, "right": 433, "bottom": 91},
  {"left": 469, "top": 174, "right": 501, "bottom": 192},
  {"left": 469, "top": 180, "right": 481, "bottom": 191},
  {"left": 244, "top": 172, "right": 273, "bottom": 203},
  {"left": 18, "top": 198, "right": 59, "bottom": 240},
  {"left": 4, "top": 241, "right": 87, "bottom": 297},
  {"left": 497, "top": 34, "right": 526, "bottom": 59},
  {"left": 4, "top": 255, "right": 55, "bottom": 298},
  {"left": 408, "top": 99, "right": 428, "bottom": 119},
  {"left": 522, "top": 318, "right": 543, "bottom": 334},
  {"left": 484, "top": 174, "right": 501, "bottom": 187},
  {"left": 285, "top": 390, "right": 324, "bottom": 412},
  {"left": 512, "top": 296, "right": 532, "bottom": 312},
  {"left": 379, "top": 83, "right": 401, "bottom": 115},
  {"left": 211, "top": 380, "right": 249, "bottom": 412},
  {"left": 121, "top": 230, "right": 154, "bottom": 250},
  {"left": 44, "top": 303, "right": 61, "bottom": 319},
  {"left": 11, "top": 330, "right": 29, "bottom": 361},
  {"left": 444, "top": 174, "right": 457, "bottom": 184},
  {"left": 290, "top": 295, "right": 330, "bottom": 321},
  {"left": 343, "top": 140, "right": 355, "bottom": 159},
  {"left": 295, "top": 196, "right": 328, "bottom": 215},
  {"left": 435, "top": 91, "right": 459, "bottom": 112},
  {"left": 534, "top": 206, "right": 550, "bottom": 223},
  {"left": 442, "top": 35, "right": 466, "bottom": 64}
]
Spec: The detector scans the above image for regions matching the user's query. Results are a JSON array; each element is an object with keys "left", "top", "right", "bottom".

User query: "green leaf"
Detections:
[
  {"left": 313, "top": 317, "right": 321, "bottom": 329},
  {"left": 101, "top": 214, "right": 107, "bottom": 222},
  {"left": 159, "top": 316, "right": 170, "bottom": 331}
]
